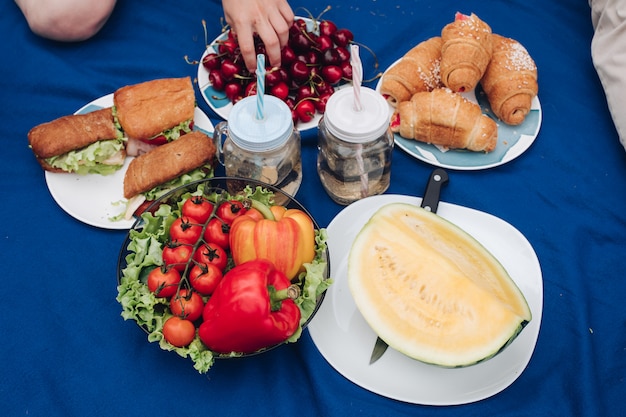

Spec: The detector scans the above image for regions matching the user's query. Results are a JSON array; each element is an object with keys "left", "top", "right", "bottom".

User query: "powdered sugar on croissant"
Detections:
[
  {"left": 380, "top": 37, "right": 443, "bottom": 107},
  {"left": 480, "top": 34, "right": 538, "bottom": 125},
  {"left": 440, "top": 12, "right": 493, "bottom": 93}
]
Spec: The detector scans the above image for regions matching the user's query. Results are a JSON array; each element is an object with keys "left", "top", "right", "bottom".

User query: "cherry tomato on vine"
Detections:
[
  {"left": 193, "top": 242, "right": 228, "bottom": 271},
  {"left": 189, "top": 263, "right": 223, "bottom": 296},
  {"left": 169, "top": 216, "right": 203, "bottom": 243},
  {"left": 182, "top": 196, "right": 214, "bottom": 224},
  {"left": 169, "top": 289, "right": 204, "bottom": 322},
  {"left": 162, "top": 317, "right": 196, "bottom": 347},
  {"left": 147, "top": 267, "right": 181, "bottom": 298},
  {"left": 162, "top": 242, "right": 194, "bottom": 272},
  {"left": 203, "top": 218, "right": 230, "bottom": 249},
  {"left": 216, "top": 200, "right": 247, "bottom": 224}
]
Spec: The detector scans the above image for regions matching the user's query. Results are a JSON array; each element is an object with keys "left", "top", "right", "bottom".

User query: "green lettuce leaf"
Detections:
[{"left": 46, "top": 138, "right": 126, "bottom": 175}]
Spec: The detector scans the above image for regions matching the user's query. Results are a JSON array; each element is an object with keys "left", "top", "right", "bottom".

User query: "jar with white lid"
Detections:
[
  {"left": 317, "top": 86, "right": 394, "bottom": 205},
  {"left": 213, "top": 95, "right": 302, "bottom": 200}
]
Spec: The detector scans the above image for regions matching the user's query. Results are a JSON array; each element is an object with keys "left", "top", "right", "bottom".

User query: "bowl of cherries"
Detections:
[{"left": 197, "top": 12, "right": 358, "bottom": 130}]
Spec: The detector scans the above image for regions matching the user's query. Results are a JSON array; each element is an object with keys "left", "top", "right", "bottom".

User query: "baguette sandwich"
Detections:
[
  {"left": 121, "top": 130, "right": 217, "bottom": 220},
  {"left": 27, "top": 107, "right": 126, "bottom": 175},
  {"left": 114, "top": 77, "right": 196, "bottom": 156}
]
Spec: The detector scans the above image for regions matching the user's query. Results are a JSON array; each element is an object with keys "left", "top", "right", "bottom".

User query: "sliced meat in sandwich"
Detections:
[
  {"left": 121, "top": 130, "right": 217, "bottom": 220},
  {"left": 28, "top": 107, "right": 126, "bottom": 175},
  {"left": 114, "top": 77, "right": 196, "bottom": 155}
]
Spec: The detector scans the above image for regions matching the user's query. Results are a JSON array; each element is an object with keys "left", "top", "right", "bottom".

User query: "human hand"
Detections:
[{"left": 221, "top": 0, "right": 294, "bottom": 72}]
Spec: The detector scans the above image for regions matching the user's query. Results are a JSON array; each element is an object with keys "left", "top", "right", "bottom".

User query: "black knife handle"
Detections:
[{"left": 420, "top": 168, "right": 449, "bottom": 213}]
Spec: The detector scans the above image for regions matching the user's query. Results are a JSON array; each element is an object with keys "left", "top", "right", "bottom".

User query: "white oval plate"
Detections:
[
  {"left": 308, "top": 194, "right": 543, "bottom": 405},
  {"left": 375, "top": 61, "right": 542, "bottom": 170},
  {"left": 44, "top": 94, "right": 214, "bottom": 229}
]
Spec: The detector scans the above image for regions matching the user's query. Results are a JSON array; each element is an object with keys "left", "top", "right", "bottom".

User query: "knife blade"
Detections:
[{"left": 369, "top": 168, "right": 449, "bottom": 365}]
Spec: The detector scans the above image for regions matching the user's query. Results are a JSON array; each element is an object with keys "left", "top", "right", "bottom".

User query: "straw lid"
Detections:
[
  {"left": 324, "top": 87, "right": 390, "bottom": 143},
  {"left": 228, "top": 95, "right": 294, "bottom": 151}
]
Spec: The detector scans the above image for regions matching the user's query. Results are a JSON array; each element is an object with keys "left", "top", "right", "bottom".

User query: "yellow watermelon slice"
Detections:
[{"left": 348, "top": 202, "right": 531, "bottom": 367}]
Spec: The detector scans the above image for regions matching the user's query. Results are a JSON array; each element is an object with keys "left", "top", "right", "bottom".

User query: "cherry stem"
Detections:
[
  {"left": 184, "top": 55, "right": 198, "bottom": 65},
  {"left": 315, "top": 5, "right": 332, "bottom": 22},
  {"left": 202, "top": 19, "right": 208, "bottom": 48}
]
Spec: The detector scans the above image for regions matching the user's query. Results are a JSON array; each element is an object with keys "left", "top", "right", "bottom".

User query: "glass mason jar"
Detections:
[
  {"left": 213, "top": 95, "right": 302, "bottom": 201},
  {"left": 317, "top": 87, "right": 394, "bottom": 205}
]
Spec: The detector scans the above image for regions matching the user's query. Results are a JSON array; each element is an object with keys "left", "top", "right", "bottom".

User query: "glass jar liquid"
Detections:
[
  {"left": 317, "top": 87, "right": 393, "bottom": 205},
  {"left": 213, "top": 95, "right": 302, "bottom": 202}
]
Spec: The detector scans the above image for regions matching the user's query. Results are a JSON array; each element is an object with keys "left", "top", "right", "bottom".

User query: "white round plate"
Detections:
[
  {"left": 375, "top": 62, "right": 542, "bottom": 170},
  {"left": 44, "top": 94, "right": 214, "bottom": 229},
  {"left": 197, "top": 17, "right": 347, "bottom": 131},
  {"left": 308, "top": 194, "right": 543, "bottom": 405}
]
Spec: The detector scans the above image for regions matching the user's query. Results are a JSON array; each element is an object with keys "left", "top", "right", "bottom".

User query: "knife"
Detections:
[{"left": 369, "top": 168, "right": 449, "bottom": 365}]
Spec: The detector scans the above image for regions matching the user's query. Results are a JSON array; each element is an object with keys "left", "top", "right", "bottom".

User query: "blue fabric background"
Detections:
[{"left": 2, "top": 0, "right": 625, "bottom": 416}]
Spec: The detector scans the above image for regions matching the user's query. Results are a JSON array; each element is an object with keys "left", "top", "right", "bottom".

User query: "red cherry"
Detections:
[
  {"left": 224, "top": 82, "right": 243, "bottom": 101},
  {"left": 315, "top": 92, "right": 333, "bottom": 113},
  {"left": 295, "top": 100, "right": 316, "bottom": 123},
  {"left": 295, "top": 84, "right": 316, "bottom": 102},
  {"left": 322, "top": 65, "right": 343, "bottom": 85},
  {"left": 218, "top": 38, "right": 239, "bottom": 56},
  {"left": 335, "top": 46, "right": 351, "bottom": 63},
  {"left": 316, "top": 34, "right": 334, "bottom": 52},
  {"left": 303, "top": 50, "right": 320, "bottom": 66},
  {"left": 319, "top": 20, "right": 338, "bottom": 37},
  {"left": 270, "top": 81, "right": 290, "bottom": 101},
  {"left": 202, "top": 53, "right": 221, "bottom": 70},
  {"left": 220, "top": 59, "right": 241, "bottom": 80},
  {"left": 332, "top": 28, "right": 354, "bottom": 47},
  {"left": 322, "top": 48, "right": 340, "bottom": 65},
  {"left": 209, "top": 69, "right": 225, "bottom": 90},
  {"left": 265, "top": 68, "right": 283, "bottom": 87},
  {"left": 314, "top": 80, "right": 334, "bottom": 96},
  {"left": 293, "top": 19, "right": 308, "bottom": 32},
  {"left": 284, "top": 97, "right": 296, "bottom": 110},
  {"left": 290, "top": 31, "right": 312, "bottom": 52},
  {"left": 340, "top": 60, "right": 353, "bottom": 81},
  {"left": 290, "top": 60, "right": 310, "bottom": 82},
  {"left": 281, "top": 46, "right": 297, "bottom": 65},
  {"left": 277, "top": 67, "right": 289, "bottom": 83},
  {"left": 244, "top": 81, "right": 257, "bottom": 97}
]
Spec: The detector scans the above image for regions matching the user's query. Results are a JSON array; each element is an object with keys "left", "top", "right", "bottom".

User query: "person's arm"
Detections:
[
  {"left": 15, "top": 0, "right": 116, "bottom": 41},
  {"left": 221, "top": 0, "right": 294, "bottom": 71}
]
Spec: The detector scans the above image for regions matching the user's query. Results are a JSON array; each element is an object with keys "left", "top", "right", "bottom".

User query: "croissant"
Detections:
[
  {"left": 390, "top": 88, "right": 498, "bottom": 153},
  {"left": 480, "top": 34, "right": 538, "bottom": 125},
  {"left": 440, "top": 12, "right": 493, "bottom": 93},
  {"left": 379, "top": 37, "right": 443, "bottom": 107}
]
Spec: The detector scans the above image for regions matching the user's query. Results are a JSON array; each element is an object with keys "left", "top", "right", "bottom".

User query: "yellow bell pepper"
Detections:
[{"left": 229, "top": 203, "right": 315, "bottom": 280}]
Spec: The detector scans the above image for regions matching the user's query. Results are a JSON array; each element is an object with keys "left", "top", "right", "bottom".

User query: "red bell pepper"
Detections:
[
  {"left": 229, "top": 203, "right": 316, "bottom": 280},
  {"left": 198, "top": 259, "right": 301, "bottom": 354}
]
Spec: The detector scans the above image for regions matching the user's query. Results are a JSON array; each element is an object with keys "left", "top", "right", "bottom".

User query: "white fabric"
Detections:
[{"left": 589, "top": 0, "right": 626, "bottom": 151}]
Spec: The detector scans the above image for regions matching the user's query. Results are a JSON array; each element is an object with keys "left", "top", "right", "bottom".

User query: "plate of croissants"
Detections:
[{"left": 376, "top": 12, "right": 542, "bottom": 170}]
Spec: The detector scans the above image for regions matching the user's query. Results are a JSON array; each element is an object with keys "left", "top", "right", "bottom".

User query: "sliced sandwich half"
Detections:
[
  {"left": 28, "top": 107, "right": 126, "bottom": 175},
  {"left": 114, "top": 77, "right": 196, "bottom": 156},
  {"left": 121, "top": 130, "right": 217, "bottom": 220}
]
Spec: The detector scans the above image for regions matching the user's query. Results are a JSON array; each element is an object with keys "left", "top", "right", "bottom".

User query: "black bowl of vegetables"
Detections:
[{"left": 116, "top": 177, "right": 331, "bottom": 374}]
